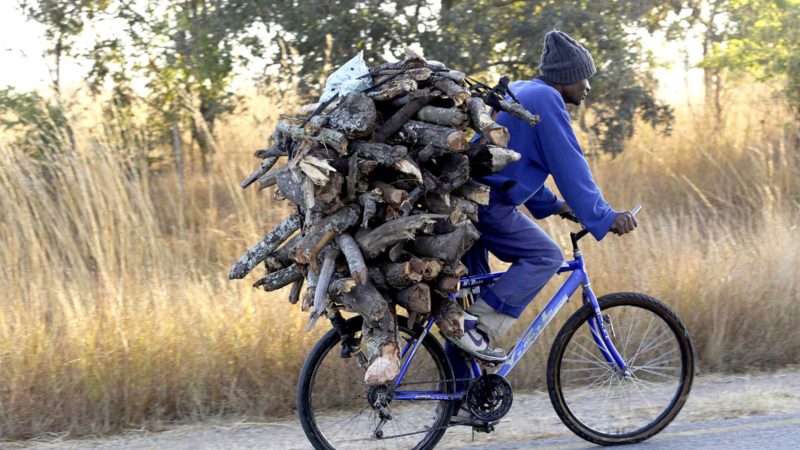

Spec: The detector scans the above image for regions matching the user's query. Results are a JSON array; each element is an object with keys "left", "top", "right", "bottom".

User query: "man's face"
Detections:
[{"left": 561, "top": 79, "right": 591, "bottom": 106}]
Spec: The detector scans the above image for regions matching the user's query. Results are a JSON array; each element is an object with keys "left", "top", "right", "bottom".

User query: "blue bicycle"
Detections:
[{"left": 297, "top": 206, "right": 695, "bottom": 449}]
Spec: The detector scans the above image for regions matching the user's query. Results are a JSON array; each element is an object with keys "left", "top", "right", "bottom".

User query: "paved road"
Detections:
[{"left": 460, "top": 413, "right": 800, "bottom": 450}]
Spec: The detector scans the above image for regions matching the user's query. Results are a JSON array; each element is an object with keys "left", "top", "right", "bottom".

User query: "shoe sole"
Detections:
[{"left": 445, "top": 337, "right": 508, "bottom": 363}]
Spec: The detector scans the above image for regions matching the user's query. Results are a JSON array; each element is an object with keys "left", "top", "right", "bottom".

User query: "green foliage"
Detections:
[
  {"left": 254, "top": 0, "right": 676, "bottom": 155},
  {"left": 704, "top": 0, "right": 800, "bottom": 116},
  {"left": 0, "top": 88, "right": 70, "bottom": 156},
  {"left": 18, "top": 0, "right": 687, "bottom": 156}
]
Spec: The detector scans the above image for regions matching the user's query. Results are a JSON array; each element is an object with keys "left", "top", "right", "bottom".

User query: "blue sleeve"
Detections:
[
  {"left": 523, "top": 184, "right": 564, "bottom": 219},
  {"left": 524, "top": 90, "right": 617, "bottom": 240}
]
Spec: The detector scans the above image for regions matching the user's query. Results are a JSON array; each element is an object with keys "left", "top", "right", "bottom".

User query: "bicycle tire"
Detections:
[
  {"left": 297, "top": 315, "right": 456, "bottom": 450},
  {"left": 547, "top": 292, "right": 694, "bottom": 445}
]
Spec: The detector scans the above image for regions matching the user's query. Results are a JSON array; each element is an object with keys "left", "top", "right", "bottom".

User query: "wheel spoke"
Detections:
[
  {"left": 554, "top": 300, "right": 692, "bottom": 442},
  {"left": 301, "top": 322, "right": 453, "bottom": 449}
]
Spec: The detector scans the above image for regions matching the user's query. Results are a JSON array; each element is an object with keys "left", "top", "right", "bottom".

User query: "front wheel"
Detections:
[{"left": 547, "top": 292, "right": 694, "bottom": 445}]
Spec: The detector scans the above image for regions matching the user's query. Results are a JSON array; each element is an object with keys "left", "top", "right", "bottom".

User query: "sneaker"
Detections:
[{"left": 445, "top": 313, "right": 508, "bottom": 362}]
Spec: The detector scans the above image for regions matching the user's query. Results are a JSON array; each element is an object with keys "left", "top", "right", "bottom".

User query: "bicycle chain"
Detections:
[{"left": 373, "top": 377, "right": 475, "bottom": 440}]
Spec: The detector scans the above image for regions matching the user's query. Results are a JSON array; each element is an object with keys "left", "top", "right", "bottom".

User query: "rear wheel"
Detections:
[
  {"left": 297, "top": 316, "right": 456, "bottom": 450},
  {"left": 547, "top": 292, "right": 694, "bottom": 445}
]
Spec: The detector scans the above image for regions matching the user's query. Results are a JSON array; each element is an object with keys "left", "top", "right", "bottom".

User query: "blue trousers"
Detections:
[{"left": 444, "top": 198, "right": 565, "bottom": 385}]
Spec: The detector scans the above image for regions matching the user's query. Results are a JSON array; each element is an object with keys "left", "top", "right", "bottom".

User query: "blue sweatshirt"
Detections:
[{"left": 476, "top": 78, "right": 618, "bottom": 241}]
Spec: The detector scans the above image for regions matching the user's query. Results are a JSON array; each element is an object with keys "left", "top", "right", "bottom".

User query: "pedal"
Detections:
[{"left": 473, "top": 422, "right": 495, "bottom": 433}]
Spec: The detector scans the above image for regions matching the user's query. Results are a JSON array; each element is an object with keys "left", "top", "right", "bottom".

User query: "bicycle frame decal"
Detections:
[{"left": 495, "top": 268, "right": 584, "bottom": 377}]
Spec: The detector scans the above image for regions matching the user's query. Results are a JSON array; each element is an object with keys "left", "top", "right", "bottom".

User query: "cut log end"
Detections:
[{"left": 364, "top": 344, "right": 401, "bottom": 385}]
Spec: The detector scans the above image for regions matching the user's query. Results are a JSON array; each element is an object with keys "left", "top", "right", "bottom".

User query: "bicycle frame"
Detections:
[{"left": 392, "top": 253, "right": 629, "bottom": 402}]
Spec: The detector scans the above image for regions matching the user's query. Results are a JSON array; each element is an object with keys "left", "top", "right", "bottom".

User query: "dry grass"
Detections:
[{"left": 0, "top": 88, "right": 798, "bottom": 439}]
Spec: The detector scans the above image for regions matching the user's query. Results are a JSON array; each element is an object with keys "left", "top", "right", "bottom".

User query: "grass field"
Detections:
[{"left": 0, "top": 89, "right": 798, "bottom": 439}]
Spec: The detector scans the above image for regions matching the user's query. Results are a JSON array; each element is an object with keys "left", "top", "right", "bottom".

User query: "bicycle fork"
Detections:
[{"left": 582, "top": 285, "right": 630, "bottom": 375}]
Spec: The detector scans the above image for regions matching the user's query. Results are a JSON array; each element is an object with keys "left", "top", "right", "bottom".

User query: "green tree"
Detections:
[
  {"left": 254, "top": 0, "right": 677, "bottom": 155},
  {"left": 704, "top": 0, "right": 800, "bottom": 120}
]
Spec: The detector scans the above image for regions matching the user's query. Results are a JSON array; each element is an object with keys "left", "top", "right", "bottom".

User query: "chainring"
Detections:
[{"left": 466, "top": 373, "right": 513, "bottom": 422}]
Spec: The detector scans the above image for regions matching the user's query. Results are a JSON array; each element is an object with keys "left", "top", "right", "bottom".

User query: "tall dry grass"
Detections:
[{"left": 0, "top": 88, "right": 798, "bottom": 439}]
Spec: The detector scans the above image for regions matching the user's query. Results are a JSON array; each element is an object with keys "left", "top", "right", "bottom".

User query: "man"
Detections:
[{"left": 445, "top": 30, "right": 638, "bottom": 364}]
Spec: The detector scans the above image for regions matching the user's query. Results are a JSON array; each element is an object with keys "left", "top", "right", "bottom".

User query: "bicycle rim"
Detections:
[
  {"left": 303, "top": 320, "right": 453, "bottom": 450},
  {"left": 550, "top": 294, "right": 693, "bottom": 442}
]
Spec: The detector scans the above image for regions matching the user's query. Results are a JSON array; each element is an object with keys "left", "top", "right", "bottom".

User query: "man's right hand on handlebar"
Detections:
[{"left": 610, "top": 211, "right": 638, "bottom": 235}]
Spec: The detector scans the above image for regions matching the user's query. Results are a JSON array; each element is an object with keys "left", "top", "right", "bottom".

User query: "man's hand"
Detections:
[
  {"left": 610, "top": 211, "right": 638, "bottom": 235},
  {"left": 557, "top": 203, "right": 580, "bottom": 223}
]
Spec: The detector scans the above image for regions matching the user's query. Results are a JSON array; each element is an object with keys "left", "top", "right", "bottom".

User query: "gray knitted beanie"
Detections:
[{"left": 539, "top": 30, "right": 596, "bottom": 85}]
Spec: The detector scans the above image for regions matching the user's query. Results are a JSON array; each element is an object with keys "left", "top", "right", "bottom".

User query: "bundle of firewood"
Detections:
[{"left": 229, "top": 52, "right": 539, "bottom": 384}]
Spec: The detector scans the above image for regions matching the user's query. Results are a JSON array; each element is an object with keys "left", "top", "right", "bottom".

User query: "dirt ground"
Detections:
[{"left": 7, "top": 368, "right": 800, "bottom": 450}]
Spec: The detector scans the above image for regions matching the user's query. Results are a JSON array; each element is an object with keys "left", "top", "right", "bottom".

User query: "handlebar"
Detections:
[{"left": 570, "top": 204, "right": 642, "bottom": 248}]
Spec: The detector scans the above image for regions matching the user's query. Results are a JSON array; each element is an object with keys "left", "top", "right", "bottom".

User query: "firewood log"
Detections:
[
  {"left": 257, "top": 164, "right": 289, "bottom": 190},
  {"left": 241, "top": 156, "right": 279, "bottom": 189},
  {"left": 467, "top": 143, "right": 522, "bottom": 176},
  {"left": 436, "top": 275, "right": 460, "bottom": 294},
  {"left": 452, "top": 180, "right": 491, "bottom": 205},
  {"left": 437, "top": 69, "right": 467, "bottom": 84},
  {"left": 417, "top": 105, "right": 468, "bottom": 128},
  {"left": 355, "top": 213, "right": 448, "bottom": 259},
  {"left": 275, "top": 171, "right": 306, "bottom": 207},
  {"left": 393, "top": 157, "right": 423, "bottom": 183},
  {"left": 307, "top": 248, "right": 341, "bottom": 330},
  {"left": 254, "top": 144, "right": 286, "bottom": 159},
  {"left": 372, "top": 67, "right": 433, "bottom": 84},
  {"left": 497, "top": 98, "right": 541, "bottom": 126},
  {"left": 328, "top": 277, "right": 358, "bottom": 296},
  {"left": 327, "top": 92, "right": 378, "bottom": 139},
  {"left": 451, "top": 195, "right": 479, "bottom": 222},
  {"left": 229, "top": 214, "right": 302, "bottom": 279},
  {"left": 395, "top": 120, "right": 468, "bottom": 152},
  {"left": 372, "top": 181, "right": 408, "bottom": 206},
  {"left": 373, "top": 95, "right": 434, "bottom": 143},
  {"left": 253, "top": 263, "right": 304, "bottom": 291},
  {"left": 433, "top": 293, "right": 464, "bottom": 338},
  {"left": 367, "top": 78, "right": 417, "bottom": 101},
  {"left": 442, "top": 262, "right": 469, "bottom": 278},
  {"left": 303, "top": 115, "right": 329, "bottom": 136},
  {"left": 336, "top": 281, "right": 390, "bottom": 325},
  {"left": 422, "top": 152, "right": 470, "bottom": 193},
  {"left": 357, "top": 189, "right": 383, "bottom": 228},
  {"left": 336, "top": 233, "right": 368, "bottom": 284},
  {"left": 288, "top": 277, "right": 304, "bottom": 304},
  {"left": 294, "top": 204, "right": 360, "bottom": 266},
  {"left": 381, "top": 261, "right": 423, "bottom": 289},
  {"left": 368, "top": 266, "right": 388, "bottom": 290},
  {"left": 432, "top": 77, "right": 470, "bottom": 105},
  {"left": 350, "top": 141, "right": 408, "bottom": 164},
  {"left": 467, "top": 97, "right": 510, "bottom": 147},
  {"left": 419, "top": 257, "right": 444, "bottom": 281},
  {"left": 395, "top": 283, "right": 431, "bottom": 314},
  {"left": 390, "top": 88, "right": 434, "bottom": 107},
  {"left": 411, "top": 221, "right": 480, "bottom": 263},
  {"left": 363, "top": 321, "right": 400, "bottom": 385},
  {"left": 276, "top": 121, "right": 349, "bottom": 155}
]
